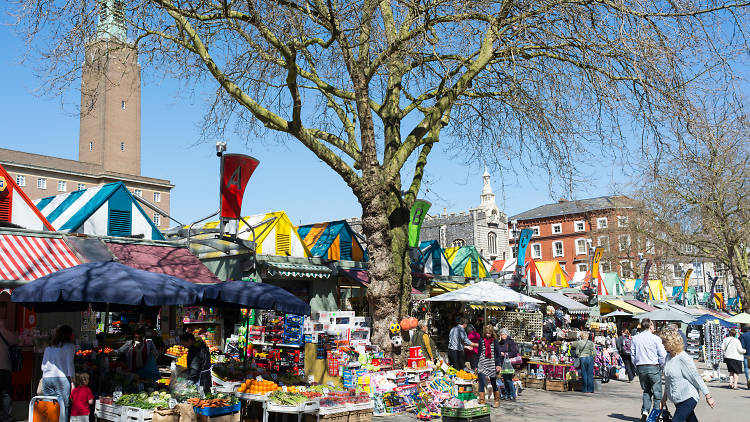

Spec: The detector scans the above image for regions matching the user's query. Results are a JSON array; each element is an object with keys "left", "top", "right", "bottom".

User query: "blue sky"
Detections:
[{"left": 0, "top": 19, "right": 626, "bottom": 228}]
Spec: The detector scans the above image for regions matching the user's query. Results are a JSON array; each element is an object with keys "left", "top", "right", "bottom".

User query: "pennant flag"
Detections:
[
  {"left": 220, "top": 154, "right": 259, "bottom": 220},
  {"left": 408, "top": 199, "right": 431, "bottom": 248}
]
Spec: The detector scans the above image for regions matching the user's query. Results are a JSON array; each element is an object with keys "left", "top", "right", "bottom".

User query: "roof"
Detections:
[
  {"left": 444, "top": 246, "right": 488, "bottom": 278},
  {"left": 297, "top": 220, "right": 367, "bottom": 261},
  {"left": 416, "top": 240, "right": 453, "bottom": 276},
  {"left": 625, "top": 299, "right": 657, "bottom": 312},
  {"left": 537, "top": 292, "right": 590, "bottom": 313},
  {"left": 34, "top": 182, "right": 164, "bottom": 240},
  {"left": 532, "top": 260, "right": 570, "bottom": 288},
  {"left": 600, "top": 299, "right": 646, "bottom": 314},
  {"left": 0, "top": 163, "right": 55, "bottom": 231},
  {"left": 510, "top": 195, "right": 636, "bottom": 221},
  {"left": 0, "top": 233, "right": 81, "bottom": 284},
  {"left": 0, "top": 148, "right": 173, "bottom": 188},
  {"left": 106, "top": 242, "right": 222, "bottom": 284}
]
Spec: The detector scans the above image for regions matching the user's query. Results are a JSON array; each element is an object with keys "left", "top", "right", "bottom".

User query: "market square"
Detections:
[{"left": 1, "top": 1, "right": 750, "bottom": 422}]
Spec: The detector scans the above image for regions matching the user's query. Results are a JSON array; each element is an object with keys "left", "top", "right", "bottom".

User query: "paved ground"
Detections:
[{"left": 379, "top": 362, "right": 749, "bottom": 422}]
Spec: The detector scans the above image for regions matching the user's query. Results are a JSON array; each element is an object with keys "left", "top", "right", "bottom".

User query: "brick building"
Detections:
[
  {"left": 508, "top": 196, "right": 644, "bottom": 278},
  {"left": 0, "top": 0, "right": 172, "bottom": 229}
]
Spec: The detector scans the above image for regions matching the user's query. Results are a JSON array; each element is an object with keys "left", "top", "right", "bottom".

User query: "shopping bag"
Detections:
[
  {"left": 501, "top": 358, "right": 514, "bottom": 375},
  {"left": 152, "top": 408, "right": 179, "bottom": 422},
  {"left": 646, "top": 408, "right": 662, "bottom": 422}
]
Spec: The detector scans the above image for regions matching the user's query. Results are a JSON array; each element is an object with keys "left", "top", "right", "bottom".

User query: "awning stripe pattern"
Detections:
[
  {"left": 0, "top": 235, "right": 80, "bottom": 281},
  {"left": 601, "top": 299, "right": 646, "bottom": 314}
]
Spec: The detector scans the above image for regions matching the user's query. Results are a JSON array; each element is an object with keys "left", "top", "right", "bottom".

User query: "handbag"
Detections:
[
  {"left": 509, "top": 355, "right": 523, "bottom": 365},
  {"left": 501, "top": 358, "right": 515, "bottom": 375},
  {"left": 0, "top": 332, "right": 22, "bottom": 372}
]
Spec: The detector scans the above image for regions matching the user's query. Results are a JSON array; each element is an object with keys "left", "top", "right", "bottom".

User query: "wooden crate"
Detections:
[
  {"left": 523, "top": 377, "right": 545, "bottom": 390},
  {"left": 544, "top": 379, "right": 566, "bottom": 392}
]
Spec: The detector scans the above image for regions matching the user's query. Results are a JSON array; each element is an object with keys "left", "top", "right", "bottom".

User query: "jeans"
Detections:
[
  {"left": 501, "top": 373, "right": 516, "bottom": 398},
  {"left": 744, "top": 356, "right": 749, "bottom": 382},
  {"left": 622, "top": 355, "right": 636, "bottom": 381},
  {"left": 637, "top": 365, "right": 663, "bottom": 415},
  {"left": 42, "top": 376, "right": 71, "bottom": 420},
  {"left": 448, "top": 350, "right": 465, "bottom": 370},
  {"left": 672, "top": 397, "right": 698, "bottom": 422},
  {"left": 0, "top": 370, "right": 11, "bottom": 422},
  {"left": 579, "top": 356, "right": 594, "bottom": 393},
  {"left": 477, "top": 373, "right": 497, "bottom": 393}
]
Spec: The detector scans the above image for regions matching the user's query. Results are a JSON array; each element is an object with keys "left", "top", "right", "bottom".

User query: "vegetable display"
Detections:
[
  {"left": 188, "top": 393, "right": 238, "bottom": 408},
  {"left": 115, "top": 392, "right": 171, "bottom": 409},
  {"left": 268, "top": 391, "right": 309, "bottom": 406}
]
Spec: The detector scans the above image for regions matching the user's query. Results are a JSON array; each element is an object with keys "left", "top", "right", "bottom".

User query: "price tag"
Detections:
[
  {"left": 282, "top": 386, "right": 288, "bottom": 392},
  {"left": 169, "top": 399, "right": 177, "bottom": 409},
  {"left": 256, "top": 376, "right": 264, "bottom": 381},
  {"left": 322, "top": 388, "right": 330, "bottom": 395},
  {"left": 112, "top": 391, "right": 122, "bottom": 401},
  {"left": 327, "top": 381, "right": 335, "bottom": 388}
]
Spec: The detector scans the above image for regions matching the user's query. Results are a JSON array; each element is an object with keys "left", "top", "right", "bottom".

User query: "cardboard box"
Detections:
[{"left": 197, "top": 412, "right": 240, "bottom": 422}]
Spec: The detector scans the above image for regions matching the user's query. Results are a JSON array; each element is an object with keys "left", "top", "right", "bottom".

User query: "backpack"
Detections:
[{"left": 0, "top": 332, "right": 22, "bottom": 372}]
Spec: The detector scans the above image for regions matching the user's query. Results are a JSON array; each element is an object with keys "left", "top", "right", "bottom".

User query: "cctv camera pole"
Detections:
[{"left": 216, "top": 142, "right": 227, "bottom": 234}]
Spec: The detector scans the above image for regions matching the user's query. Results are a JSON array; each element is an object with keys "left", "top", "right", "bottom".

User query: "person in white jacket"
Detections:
[{"left": 721, "top": 329, "right": 746, "bottom": 389}]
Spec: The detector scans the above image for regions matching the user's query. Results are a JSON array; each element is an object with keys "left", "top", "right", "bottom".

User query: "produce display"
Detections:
[
  {"left": 268, "top": 391, "right": 309, "bottom": 406},
  {"left": 187, "top": 393, "right": 239, "bottom": 408},
  {"left": 167, "top": 345, "right": 188, "bottom": 357},
  {"left": 212, "top": 361, "right": 247, "bottom": 382},
  {"left": 115, "top": 392, "right": 172, "bottom": 409},
  {"left": 237, "top": 379, "right": 279, "bottom": 394},
  {"left": 456, "top": 370, "right": 477, "bottom": 380}
]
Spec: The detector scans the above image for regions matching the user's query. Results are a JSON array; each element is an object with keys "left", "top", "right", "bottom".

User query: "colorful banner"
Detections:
[
  {"left": 408, "top": 199, "right": 431, "bottom": 248},
  {"left": 682, "top": 268, "right": 693, "bottom": 301},
  {"left": 639, "top": 260, "right": 653, "bottom": 296},
  {"left": 591, "top": 247, "right": 604, "bottom": 280},
  {"left": 515, "top": 228, "right": 533, "bottom": 274},
  {"left": 220, "top": 154, "right": 260, "bottom": 219}
]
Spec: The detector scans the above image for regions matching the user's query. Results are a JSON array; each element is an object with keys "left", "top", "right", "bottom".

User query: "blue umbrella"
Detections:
[
  {"left": 200, "top": 280, "right": 311, "bottom": 315},
  {"left": 11, "top": 261, "right": 203, "bottom": 312},
  {"left": 687, "top": 314, "right": 736, "bottom": 328}
]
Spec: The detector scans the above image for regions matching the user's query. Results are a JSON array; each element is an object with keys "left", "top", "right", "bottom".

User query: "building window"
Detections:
[
  {"left": 673, "top": 264, "right": 684, "bottom": 278},
  {"left": 37, "top": 178, "right": 47, "bottom": 190},
  {"left": 120, "top": 142, "right": 125, "bottom": 152},
  {"left": 57, "top": 181, "right": 66, "bottom": 192},
  {"left": 134, "top": 189, "right": 143, "bottom": 197},
  {"left": 574, "top": 220, "right": 585, "bottom": 232},
  {"left": 153, "top": 213, "right": 161, "bottom": 226},
  {"left": 487, "top": 232, "right": 497, "bottom": 255},
  {"left": 531, "top": 243, "right": 542, "bottom": 259},
  {"left": 618, "top": 234, "right": 631, "bottom": 251},
  {"left": 617, "top": 215, "right": 628, "bottom": 227},
  {"left": 153, "top": 192, "right": 161, "bottom": 203},
  {"left": 552, "top": 223, "right": 562, "bottom": 234},
  {"left": 16, "top": 175, "right": 25, "bottom": 187},
  {"left": 577, "top": 263, "right": 588, "bottom": 272},
  {"left": 576, "top": 239, "right": 588, "bottom": 255},
  {"left": 121, "top": 100, "right": 126, "bottom": 110},
  {"left": 530, "top": 226, "right": 540, "bottom": 236},
  {"left": 553, "top": 241, "right": 564, "bottom": 257},
  {"left": 600, "top": 261, "right": 611, "bottom": 273},
  {"left": 597, "top": 217, "right": 608, "bottom": 229},
  {"left": 89, "top": 141, "right": 94, "bottom": 151},
  {"left": 77, "top": 183, "right": 85, "bottom": 191},
  {"left": 452, "top": 239, "right": 466, "bottom": 248},
  {"left": 620, "top": 261, "right": 633, "bottom": 278},
  {"left": 598, "top": 236, "right": 610, "bottom": 252}
]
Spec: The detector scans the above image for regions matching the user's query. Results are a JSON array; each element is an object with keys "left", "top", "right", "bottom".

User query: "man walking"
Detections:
[
  {"left": 448, "top": 318, "right": 477, "bottom": 370},
  {"left": 740, "top": 324, "right": 750, "bottom": 389},
  {"left": 631, "top": 319, "right": 667, "bottom": 422}
]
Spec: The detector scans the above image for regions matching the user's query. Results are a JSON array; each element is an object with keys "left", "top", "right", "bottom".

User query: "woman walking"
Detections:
[
  {"left": 41, "top": 325, "right": 76, "bottom": 420},
  {"left": 721, "top": 329, "right": 746, "bottom": 389},
  {"left": 617, "top": 329, "right": 636, "bottom": 382},
  {"left": 476, "top": 325, "right": 502, "bottom": 407},
  {"left": 660, "top": 329, "right": 715, "bottom": 422},
  {"left": 574, "top": 331, "right": 595, "bottom": 393},
  {"left": 465, "top": 324, "right": 481, "bottom": 369},
  {"left": 498, "top": 328, "right": 520, "bottom": 401}
]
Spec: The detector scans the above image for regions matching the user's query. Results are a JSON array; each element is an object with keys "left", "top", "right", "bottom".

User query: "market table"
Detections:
[{"left": 526, "top": 361, "right": 576, "bottom": 380}]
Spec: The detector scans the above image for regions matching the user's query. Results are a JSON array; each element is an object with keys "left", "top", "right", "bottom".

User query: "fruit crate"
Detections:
[
  {"left": 441, "top": 404, "right": 490, "bottom": 419},
  {"left": 544, "top": 379, "right": 566, "bottom": 392},
  {"left": 349, "top": 409, "right": 373, "bottom": 422},
  {"left": 94, "top": 401, "right": 122, "bottom": 422},
  {"left": 523, "top": 377, "right": 545, "bottom": 390},
  {"left": 123, "top": 406, "right": 154, "bottom": 422},
  {"left": 194, "top": 403, "right": 242, "bottom": 417}
]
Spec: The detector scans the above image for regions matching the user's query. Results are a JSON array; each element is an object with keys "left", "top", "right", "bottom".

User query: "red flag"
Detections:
[{"left": 220, "top": 154, "right": 259, "bottom": 219}]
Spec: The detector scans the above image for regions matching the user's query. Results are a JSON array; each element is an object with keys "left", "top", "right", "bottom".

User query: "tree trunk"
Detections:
[{"left": 728, "top": 255, "right": 749, "bottom": 311}]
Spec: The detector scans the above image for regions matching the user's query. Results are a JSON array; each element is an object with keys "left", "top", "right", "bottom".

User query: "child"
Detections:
[{"left": 70, "top": 373, "right": 94, "bottom": 422}]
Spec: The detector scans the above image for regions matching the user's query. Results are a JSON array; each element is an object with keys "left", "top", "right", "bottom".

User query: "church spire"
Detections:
[{"left": 97, "top": 0, "right": 127, "bottom": 41}]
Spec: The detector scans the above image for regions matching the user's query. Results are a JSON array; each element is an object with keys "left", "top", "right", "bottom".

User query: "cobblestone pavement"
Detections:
[{"left": 377, "top": 362, "right": 749, "bottom": 422}]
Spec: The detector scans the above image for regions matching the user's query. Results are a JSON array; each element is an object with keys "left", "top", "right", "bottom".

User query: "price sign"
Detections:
[
  {"left": 169, "top": 399, "right": 177, "bottom": 409},
  {"left": 322, "top": 388, "right": 330, "bottom": 395},
  {"left": 282, "top": 386, "right": 288, "bottom": 392},
  {"left": 113, "top": 391, "right": 122, "bottom": 401},
  {"left": 256, "top": 376, "right": 264, "bottom": 382}
]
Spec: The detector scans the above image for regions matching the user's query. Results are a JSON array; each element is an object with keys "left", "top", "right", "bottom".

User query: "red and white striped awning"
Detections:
[{"left": 0, "top": 234, "right": 81, "bottom": 281}]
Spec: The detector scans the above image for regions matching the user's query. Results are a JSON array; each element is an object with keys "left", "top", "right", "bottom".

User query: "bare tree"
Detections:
[
  {"left": 635, "top": 98, "right": 750, "bottom": 310},
  {"left": 11, "top": 0, "right": 750, "bottom": 348}
]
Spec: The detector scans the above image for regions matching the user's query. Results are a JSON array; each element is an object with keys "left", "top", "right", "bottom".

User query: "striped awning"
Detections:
[
  {"left": 265, "top": 262, "right": 333, "bottom": 279},
  {"left": 600, "top": 299, "right": 646, "bottom": 315},
  {"left": 0, "top": 234, "right": 81, "bottom": 284}
]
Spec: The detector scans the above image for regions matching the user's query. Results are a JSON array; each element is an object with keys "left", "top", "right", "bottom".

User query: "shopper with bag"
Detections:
[
  {"left": 476, "top": 325, "right": 502, "bottom": 407},
  {"left": 720, "top": 329, "right": 746, "bottom": 390},
  {"left": 573, "top": 331, "right": 596, "bottom": 393},
  {"left": 631, "top": 319, "right": 668, "bottom": 422},
  {"left": 659, "top": 328, "right": 715, "bottom": 422},
  {"left": 617, "top": 329, "right": 636, "bottom": 382},
  {"left": 498, "top": 328, "right": 520, "bottom": 401},
  {"left": 41, "top": 325, "right": 76, "bottom": 419},
  {"left": 0, "top": 320, "right": 19, "bottom": 422}
]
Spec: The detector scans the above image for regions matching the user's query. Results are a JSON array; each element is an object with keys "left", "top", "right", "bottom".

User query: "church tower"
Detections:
[{"left": 79, "top": 0, "right": 141, "bottom": 175}]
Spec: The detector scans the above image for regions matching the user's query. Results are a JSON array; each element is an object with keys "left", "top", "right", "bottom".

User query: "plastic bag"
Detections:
[{"left": 501, "top": 358, "right": 514, "bottom": 375}]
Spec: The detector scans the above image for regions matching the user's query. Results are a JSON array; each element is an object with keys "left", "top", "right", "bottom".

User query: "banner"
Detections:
[
  {"left": 220, "top": 154, "right": 260, "bottom": 219},
  {"left": 639, "top": 260, "right": 653, "bottom": 296},
  {"left": 591, "top": 247, "right": 604, "bottom": 280},
  {"left": 408, "top": 199, "right": 432, "bottom": 248},
  {"left": 682, "top": 268, "right": 693, "bottom": 302},
  {"left": 515, "top": 228, "right": 533, "bottom": 273}
]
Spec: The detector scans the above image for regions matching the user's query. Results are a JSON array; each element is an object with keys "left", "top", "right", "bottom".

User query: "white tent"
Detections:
[{"left": 427, "top": 281, "right": 543, "bottom": 305}]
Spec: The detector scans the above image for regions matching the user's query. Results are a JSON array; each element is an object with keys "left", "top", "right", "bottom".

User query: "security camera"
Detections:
[{"left": 215, "top": 141, "right": 227, "bottom": 157}]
